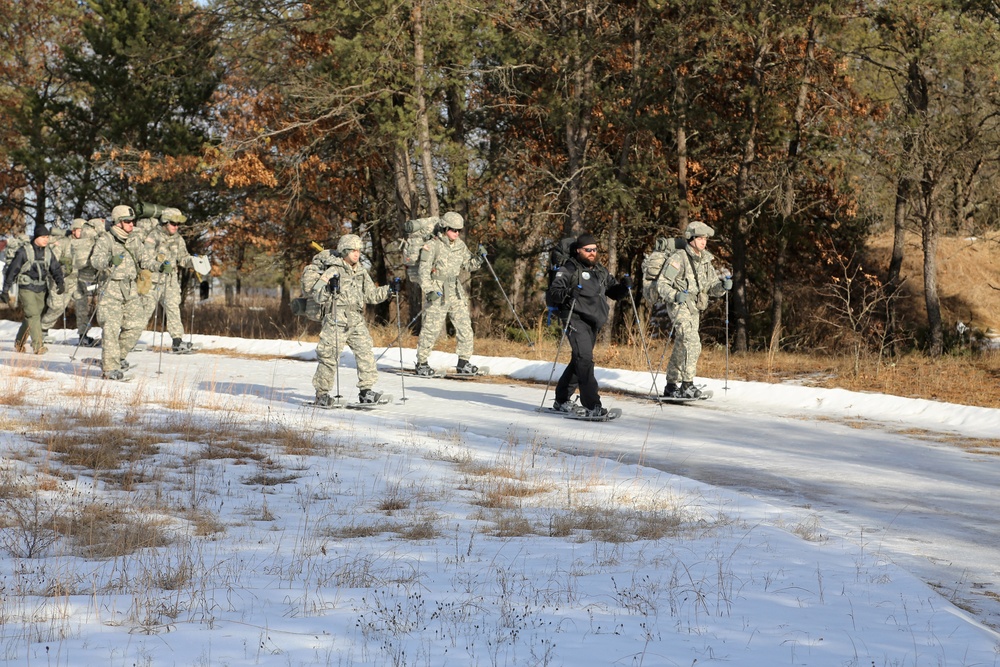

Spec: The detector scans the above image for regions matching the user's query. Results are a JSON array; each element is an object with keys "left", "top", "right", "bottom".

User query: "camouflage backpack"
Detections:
[
  {"left": 292, "top": 249, "right": 335, "bottom": 321},
  {"left": 399, "top": 217, "right": 440, "bottom": 285},
  {"left": 641, "top": 236, "right": 687, "bottom": 304}
]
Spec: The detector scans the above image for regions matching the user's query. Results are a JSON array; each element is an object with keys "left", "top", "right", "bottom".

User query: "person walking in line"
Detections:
[
  {"left": 653, "top": 220, "right": 731, "bottom": 399},
  {"left": 145, "top": 207, "right": 197, "bottom": 353},
  {"left": 39, "top": 225, "right": 75, "bottom": 340},
  {"left": 307, "top": 234, "right": 395, "bottom": 407},
  {"left": 545, "top": 232, "right": 630, "bottom": 418},
  {"left": 414, "top": 212, "right": 483, "bottom": 376},
  {"left": 1, "top": 225, "right": 65, "bottom": 355},
  {"left": 89, "top": 205, "right": 156, "bottom": 380}
]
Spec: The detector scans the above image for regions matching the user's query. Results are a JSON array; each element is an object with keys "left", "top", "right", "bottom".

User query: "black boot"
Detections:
[
  {"left": 678, "top": 381, "right": 702, "bottom": 399},
  {"left": 663, "top": 382, "right": 679, "bottom": 398},
  {"left": 455, "top": 358, "right": 479, "bottom": 375},
  {"left": 172, "top": 337, "right": 193, "bottom": 353},
  {"left": 358, "top": 389, "right": 382, "bottom": 404},
  {"left": 415, "top": 362, "right": 435, "bottom": 377}
]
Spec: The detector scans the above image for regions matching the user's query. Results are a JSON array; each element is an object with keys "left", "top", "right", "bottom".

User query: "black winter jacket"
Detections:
[
  {"left": 546, "top": 256, "right": 627, "bottom": 329},
  {"left": 2, "top": 244, "right": 65, "bottom": 294}
]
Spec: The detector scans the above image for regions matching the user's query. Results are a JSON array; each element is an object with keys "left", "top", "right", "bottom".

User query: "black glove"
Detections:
[
  {"left": 387, "top": 277, "right": 402, "bottom": 297},
  {"left": 327, "top": 274, "right": 340, "bottom": 294},
  {"left": 0, "top": 292, "right": 7, "bottom": 304},
  {"left": 620, "top": 275, "right": 633, "bottom": 290},
  {"left": 56, "top": 284, "right": 65, "bottom": 295}
]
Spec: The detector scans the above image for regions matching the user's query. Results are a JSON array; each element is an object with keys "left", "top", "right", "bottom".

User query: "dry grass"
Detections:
[{"left": 56, "top": 502, "right": 173, "bottom": 559}]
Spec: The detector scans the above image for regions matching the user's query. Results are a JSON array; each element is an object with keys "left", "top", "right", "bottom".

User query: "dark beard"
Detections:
[{"left": 577, "top": 254, "right": 595, "bottom": 268}]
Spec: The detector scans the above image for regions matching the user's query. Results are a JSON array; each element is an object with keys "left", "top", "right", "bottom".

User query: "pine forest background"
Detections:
[{"left": 3, "top": 0, "right": 1000, "bottom": 358}]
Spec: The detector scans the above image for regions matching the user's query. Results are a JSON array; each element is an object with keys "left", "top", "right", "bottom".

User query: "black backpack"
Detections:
[{"left": 545, "top": 236, "right": 578, "bottom": 308}]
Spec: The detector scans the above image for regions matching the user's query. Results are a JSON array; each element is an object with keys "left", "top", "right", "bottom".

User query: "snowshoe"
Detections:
[
  {"left": 79, "top": 335, "right": 99, "bottom": 348},
  {"left": 171, "top": 338, "right": 194, "bottom": 354},
  {"left": 455, "top": 359, "right": 479, "bottom": 375},
  {"left": 414, "top": 362, "right": 435, "bottom": 377},
  {"left": 102, "top": 369, "right": 126, "bottom": 381},
  {"left": 564, "top": 406, "right": 622, "bottom": 422}
]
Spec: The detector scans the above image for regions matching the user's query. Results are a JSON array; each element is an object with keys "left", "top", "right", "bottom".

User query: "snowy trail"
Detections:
[{"left": 7, "top": 327, "right": 1000, "bottom": 636}]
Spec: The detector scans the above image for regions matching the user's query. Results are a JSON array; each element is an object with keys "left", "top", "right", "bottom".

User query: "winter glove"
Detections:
[
  {"left": 0, "top": 291, "right": 7, "bottom": 305},
  {"left": 159, "top": 260, "right": 173, "bottom": 274},
  {"left": 387, "top": 277, "right": 401, "bottom": 297},
  {"left": 674, "top": 291, "right": 688, "bottom": 304},
  {"left": 620, "top": 275, "right": 633, "bottom": 290},
  {"left": 425, "top": 290, "right": 442, "bottom": 303},
  {"left": 326, "top": 274, "right": 340, "bottom": 294},
  {"left": 56, "top": 284, "right": 65, "bottom": 295},
  {"left": 111, "top": 253, "right": 124, "bottom": 267},
  {"left": 478, "top": 243, "right": 488, "bottom": 258},
  {"left": 722, "top": 276, "right": 733, "bottom": 291}
]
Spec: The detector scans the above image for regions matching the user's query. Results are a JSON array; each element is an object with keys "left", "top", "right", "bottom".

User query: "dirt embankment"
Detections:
[{"left": 866, "top": 231, "right": 1000, "bottom": 339}]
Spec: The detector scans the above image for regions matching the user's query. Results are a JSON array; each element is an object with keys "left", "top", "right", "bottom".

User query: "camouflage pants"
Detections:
[
  {"left": 312, "top": 311, "right": 378, "bottom": 396},
  {"left": 136, "top": 280, "right": 163, "bottom": 334},
  {"left": 159, "top": 273, "right": 184, "bottom": 339},
  {"left": 73, "top": 276, "right": 97, "bottom": 336},
  {"left": 40, "top": 273, "right": 75, "bottom": 331},
  {"left": 416, "top": 295, "right": 474, "bottom": 363},
  {"left": 15, "top": 289, "right": 47, "bottom": 352},
  {"left": 665, "top": 305, "right": 702, "bottom": 383},
  {"left": 97, "top": 279, "right": 146, "bottom": 372}
]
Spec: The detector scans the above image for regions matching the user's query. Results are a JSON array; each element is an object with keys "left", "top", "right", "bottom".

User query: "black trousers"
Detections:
[{"left": 555, "top": 316, "right": 601, "bottom": 410}]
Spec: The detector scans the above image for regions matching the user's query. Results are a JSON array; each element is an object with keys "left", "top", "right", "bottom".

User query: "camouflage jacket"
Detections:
[
  {"left": 91, "top": 227, "right": 156, "bottom": 282},
  {"left": 655, "top": 245, "right": 725, "bottom": 313},
  {"left": 146, "top": 225, "right": 192, "bottom": 284},
  {"left": 418, "top": 233, "right": 482, "bottom": 302},
  {"left": 309, "top": 253, "right": 389, "bottom": 320}
]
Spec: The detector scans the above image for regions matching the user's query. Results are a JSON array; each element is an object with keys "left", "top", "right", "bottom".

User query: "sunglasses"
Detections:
[{"left": 580, "top": 246, "right": 598, "bottom": 253}]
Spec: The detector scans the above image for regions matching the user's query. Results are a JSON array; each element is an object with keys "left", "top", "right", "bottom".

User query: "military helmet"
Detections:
[
  {"left": 111, "top": 205, "right": 136, "bottom": 223},
  {"left": 337, "top": 234, "right": 363, "bottom": 254},
  {"left": 684, "top": 220, "right": 715, "bottom": 240},
  {"left": 71, "top": 218, "right": 87, "bottom": 231},
  {"left": 160, "top": 207, "right": 187, "bottom": 224},
  {"left": 441, "top": 211, "right": 464, "bottom": 230}
]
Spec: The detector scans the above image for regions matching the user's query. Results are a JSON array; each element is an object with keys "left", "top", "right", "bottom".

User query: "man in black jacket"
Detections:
[
  {"left": 1, "top": 225, "right": 65, "bottom": 354},
  {"left": 545, "top": 232, "right": 630, "bottom": 418}
]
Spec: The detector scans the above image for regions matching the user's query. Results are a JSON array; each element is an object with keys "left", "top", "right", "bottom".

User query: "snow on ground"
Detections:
[{"left": 1, "top": 320, "right": 999, "bottom": 667}]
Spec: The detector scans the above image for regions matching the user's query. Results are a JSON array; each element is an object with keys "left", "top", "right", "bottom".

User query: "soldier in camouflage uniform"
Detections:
[
  {"left": 39, "top": 226, "right": 76, "bottom": 338},
  {"left": 69, "top": 219, "right": 101, "bottom": 345},
  {"left": 654, "top": 221, "right": 732, "bottom": 399},
  {"left": 414, "top": 212, "right": 483, "bottom": 376},
  {"left": 89, "top": 205, "right": 156, "bottom": 380},
  {"left": 143, "top": 207, "right": 196, "bottom": 353},
  {"left": 307, "top": 234, "right": 394, "bottom": 406},
  {"left": 1, "top": 225, "right": 65, "bottom": 355}
]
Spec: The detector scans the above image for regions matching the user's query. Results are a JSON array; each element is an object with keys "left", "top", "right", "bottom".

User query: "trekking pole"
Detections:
[
  {"left": 538, "top": 299, "right": 576, "bottom": 411},
  {"left": 188, "top": 273, "right": 197, "bottom": 349},
  {"left": 330, "top": 276, "right": 342, "bottom": 401},
  {"left": 478, "top": 246, "right": 533, "bottom": 348},
  {"left": 70, "top": 283, "right": 103, "bottom": 362},
  {"left": 625, "top": 280, "right": 659, "bottom": 396},
  {"left": 393, "top": 279, "right": 407, "bottom": 402},
  {"left": 374, "top": 306, "right": 423, "bottom": 363},
  {"left": 649, "top": 315, "right": 677, "bottom": 396},
  {"left": 156, "top": 303, "right": 165, "bottom": 375},
  {"left": 725, "top": 288, "right": 730, "bottom": 392}
]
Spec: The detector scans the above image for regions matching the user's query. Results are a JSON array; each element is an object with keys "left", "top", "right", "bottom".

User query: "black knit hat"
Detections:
[
  {"left": 574, "top": 233, "right": 598, "bottom": 251},
  {"left": 32, "top": 225, "right": 51, "bottom": 240}
]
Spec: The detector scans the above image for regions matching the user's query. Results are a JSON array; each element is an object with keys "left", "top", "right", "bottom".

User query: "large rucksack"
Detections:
[
  {"left": 400, "top": 216, "right": 440, "bottom": 285},
  {"left": 292, "top": 250, "right": 335, "bottom": 321},
  {"left": 641, "top": 236, "right": 686, "bottom": 303},
  {"left": 544, "top": 236, "right": 578, "bottom": 308}
]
